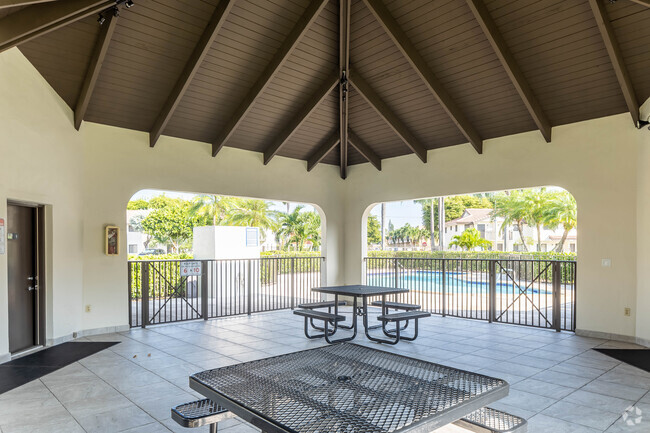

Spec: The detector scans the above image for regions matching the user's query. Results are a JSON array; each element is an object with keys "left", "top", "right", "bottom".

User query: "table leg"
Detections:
[
  {"left": 364, "top": 294, "right": 399, "bottom": 344},
  {"left": 324, "top": 295, "right": 357, "bottom": 343}
]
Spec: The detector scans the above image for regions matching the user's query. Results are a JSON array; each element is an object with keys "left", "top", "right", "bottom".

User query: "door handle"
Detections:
[
  {"left": 27, "top": 276, "right": 35, "bottom": 281},
  {"left": 27, "top": 286, "right": 35, "bottom": 291}
]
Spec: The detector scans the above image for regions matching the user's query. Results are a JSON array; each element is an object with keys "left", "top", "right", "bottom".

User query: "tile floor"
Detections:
[{"left": 1, "top": 309, "right": 649, "bottom": 433}]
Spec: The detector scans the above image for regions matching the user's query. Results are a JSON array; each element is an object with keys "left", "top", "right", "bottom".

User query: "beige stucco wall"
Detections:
[
  {"left": 80, "top": 125, "right": 347, "bottom": 332},
  {"left": 343, "top": 114, "right": 649, "bottom": 339},
  {"left": 1, "top": 47, "right": 650, "bottom": 359},
  {"left": 0, "top": 49, "right": 86, "bottom": 357}
]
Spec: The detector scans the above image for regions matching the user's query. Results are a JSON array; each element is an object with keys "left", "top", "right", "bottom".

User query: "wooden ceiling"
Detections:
[{"left": 2, "top": 0, "right": 649, "bottom": 178}]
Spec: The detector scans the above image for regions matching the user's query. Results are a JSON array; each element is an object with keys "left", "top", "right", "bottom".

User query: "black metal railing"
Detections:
[
  {"left": 128, "top": 257, "right": 324, "bottom": 328},
  {"left": 364, "top": 257, "right": 576, "bottom": 331}
]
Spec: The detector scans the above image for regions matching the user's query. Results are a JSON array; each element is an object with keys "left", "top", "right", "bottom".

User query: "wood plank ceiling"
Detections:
[{"left": 1, "top": 0, "right": 649, "bottom": 178}]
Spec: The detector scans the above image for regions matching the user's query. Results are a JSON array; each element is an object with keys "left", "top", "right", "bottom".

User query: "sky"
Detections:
[{"left": 368, "top": 201, "right": 423, "bottom": 227}]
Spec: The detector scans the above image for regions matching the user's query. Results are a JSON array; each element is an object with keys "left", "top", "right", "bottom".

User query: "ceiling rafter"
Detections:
[
  {"left": 307, "top": 131, "right": 340, "bottom": 172},
  {"left": 0, "top": 0, "right": 56, "bottom": 8},
  {"left": 630, "top": 0, "right": 650, "bottom": 8},
  {"left": 349, "top": 69, "right": 427, "bottom": 163},
  {"left": 362, "top": 0, "right": 483, "bottom": 154},
  {"left": 349, "top": 130, "right": 381, "bottom": 171},
  {"left": 149, "top": 0, "right": 234, "bottom": 147},
  {"left": 211, "top": 0, "right": 329, "bottom": 157},
  {"left": 466, "top": 0, "right": 552, "bottom": 143},
  {"left": 263, "top": 70, "right": 338, "bottom": 165},
  {"left": 0, "top": 0, "right": 114, "bottom": 53},
  {"left": 74, "top": 11, "right": 117, "bottom": 130},
  {"left": 339, "top": 0, "right": 351, "bottom": 179},
  {"left": 588, "top": 0, "right": 640, "bottom": 126}
]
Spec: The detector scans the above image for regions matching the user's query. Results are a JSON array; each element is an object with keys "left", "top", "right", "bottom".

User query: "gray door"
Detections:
[{"left": 7, "top": 204, "right": 37, "bottom": 353}]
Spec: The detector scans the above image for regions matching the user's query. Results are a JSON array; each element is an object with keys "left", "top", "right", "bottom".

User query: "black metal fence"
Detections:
[
  {"left": 364, "top": 257, "right": 576, "bottom": 331},
  {"left": 128, "top": 257, "right": 324, "bottom": 328}
]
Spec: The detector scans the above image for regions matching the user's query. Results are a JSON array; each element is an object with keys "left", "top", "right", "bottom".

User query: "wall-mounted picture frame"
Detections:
[{"left": 105, "top": 225, "right": 119, "bottom": 256}]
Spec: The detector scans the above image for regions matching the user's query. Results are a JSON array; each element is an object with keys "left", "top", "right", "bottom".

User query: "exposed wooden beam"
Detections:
[
  {"left": 74, "top": 11, "right": 117, "bottom": 130},
  {"left": 307, "top": 131, "right": 340, "bottom": 172},
  {"left": 362, "top": 0, "right": 483, "bottom": 154},
  {"left": 0, "top": 0, "right": 56, "bottom": 9},
  {"left": 339, "top": 0, "right": 351, "bottom": 179},
  {"left": 466, "top": 0, "right": 552, "bottom": 142},
  {"left": 630, "top": 0, "right": 650, "bottom": 8},
  {"left": 349, "top": 70, "right": 428, "bottom": 163},
  {"left": 589, "top": 0, "right": 640, "bottom": 126},
  {"left": 150, "top": 0, "right": 234, "bottom": 147},
  {"left": 0, "top": 0, "right": 114, "bottom": 53},
  {"left": 211, "top": 0, "right": 328, "bottom": 157},
  {"left": 263, "top": 71, "right": 338, "bottom": 164},
  {"left": 349, "top": 130, "right": 381, "bottom": 171}
]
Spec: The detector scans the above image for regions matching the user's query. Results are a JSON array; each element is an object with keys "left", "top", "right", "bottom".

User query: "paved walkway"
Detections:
[{"left": 1, "top": 310, "right": 648, "bottom": 432}]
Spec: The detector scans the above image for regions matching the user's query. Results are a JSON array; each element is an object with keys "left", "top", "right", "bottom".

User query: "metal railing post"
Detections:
[
  {"left": 488, "top": 260, "right": 496, "bottom": 323},
  {"left": 441, "top": 259, "right": 447, "bottom": 317},
  {"left": 247, "top": 260, "right": 252, "bottom": 315},
  {"left": 552, "top": 261, "right": 561, "bottom": 332},
  {"left": 128, "top": 262, "right": 133, "bottom": 328},
  {"left": 141, "top": 262, "right": 149, "bottom": 328},
  {"left": 394, "top": 258, "right": 399, "bottom": 289},
  {"left": 290, "top": 258, "right": 296, "bottom": 310},
  {"left": 201, "top": 260, "right": 208, "bottom": 320}
]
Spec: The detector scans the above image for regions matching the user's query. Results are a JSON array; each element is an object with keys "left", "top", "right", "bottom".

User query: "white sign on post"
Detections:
[
  {"left": 180, "top": 261, "right": 202, "bottom": 277},
  {"left": 0, "top": 218, "right": 5, "bottom": 255}
]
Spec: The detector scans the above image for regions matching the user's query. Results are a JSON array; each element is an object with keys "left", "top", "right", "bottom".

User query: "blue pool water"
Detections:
[{"left": 366, "top": 271, "right": 552, "bottom": 295}]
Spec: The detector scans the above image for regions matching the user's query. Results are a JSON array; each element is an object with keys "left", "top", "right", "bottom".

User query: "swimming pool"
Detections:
[{"left": 366, "top": 271, "right": 553, "bottom": 295}]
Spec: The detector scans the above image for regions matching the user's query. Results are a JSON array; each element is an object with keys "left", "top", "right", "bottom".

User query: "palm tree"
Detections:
[
  {"left": 226, "top": 199, "right": 279, "bottom": 242},
  {"left": 277, "top": 207, "right": 321, "bottom": 251},
  {"left": 449, "top": 228, "right": 492, "bottom": 251},
  {"left": 189, "top": 195, "right": 233, "bottom": 225},
  {"left": 543, "top": 191, "right": 577, "bottom": 252},
  {"left": 381, "top": 202, "right": 386, "bottom": 250},
  {"left": 523, "top": 189, "right": 549, "bottom": 252},
  {"left": 494, "top": 191, "right": 530, "bottom": 252}
]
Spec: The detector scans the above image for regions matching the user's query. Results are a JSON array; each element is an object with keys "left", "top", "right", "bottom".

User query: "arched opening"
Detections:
[
  {"left": 362, "top": 186, "right": 577, "bottom": 332},
  {"left": 125, "top": 189, "right": 326, "bottom": 328}
]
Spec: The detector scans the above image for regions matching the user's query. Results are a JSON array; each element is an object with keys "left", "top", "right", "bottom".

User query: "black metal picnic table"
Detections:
[
  {"left": 311, "top": 285, "right": 409, "bottom": 343},
  {"left": 190, "top": 343, "right": 509, "bottom": 433}
]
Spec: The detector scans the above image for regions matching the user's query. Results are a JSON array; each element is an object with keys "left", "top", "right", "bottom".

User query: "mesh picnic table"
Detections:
[{"left": 190, "top": 343, "right": 509, "bottom": 433}]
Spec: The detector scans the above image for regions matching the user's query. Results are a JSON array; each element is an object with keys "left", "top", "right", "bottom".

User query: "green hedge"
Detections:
[
  {"left": 261, "top": 250, "right": 322, "bottom": 258},
  {"left": 128, "top": 253, "right": 193, "bottom": 261},
  {"left": 366, "top": 251, "right": 576, "bottom": 284},
  {"left": 367, "top": 250, "right": 576, "bottom": 261},
  {"left": 129, "top": 253, "right": 323, "bottom": 297}
]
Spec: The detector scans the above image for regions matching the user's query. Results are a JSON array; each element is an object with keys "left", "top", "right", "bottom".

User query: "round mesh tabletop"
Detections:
[{"left": 191, "top": 343, "right": 508, "bottom": 433}]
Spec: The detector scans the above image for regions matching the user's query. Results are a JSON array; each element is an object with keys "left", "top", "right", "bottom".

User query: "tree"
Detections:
[
  {"left": 449, "top": 228, "right": 492, "bottom": 251},
  {"left": 189, "top": 195, "right": 234, "bottom": 225},
  {"left": 380, "top": 203, "right": 386, "bottom": 250},
  {"left": 277, "top": 206, "right": 322, "bottom": 251},
  {"left": 141, "top": 202, "right": 195, "bottom": 253},
  {"left": 522, "top": 189, "right": 549, "bottom": 252},
  {"left": 543, "top": 191, "right": 577, "bottom": 252},
  {"left": 148, "top": 195, "right": 179, "bottom": 209},
  {"left": 416, "top": 195, "right": 492, "bottom": 245},
  {"left": 226, "top": 199, "right": 278, "bottom": 241},
  {"left": 367, "top": 214, "right": 382, "bottom": 245},
  {"left": 127, "top": 199, "right": 149, "bottom": 210},
  {"left": 494, "top": 191, "right": 530, "bottom": 252}
]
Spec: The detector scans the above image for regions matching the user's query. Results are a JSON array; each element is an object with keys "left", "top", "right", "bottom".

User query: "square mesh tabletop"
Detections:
[
  {"left": 312, "top": 285, "right": 408, "bottom": 296},
  {"left": 190, "top": 343, "right": 508, "bottom": 433}
]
